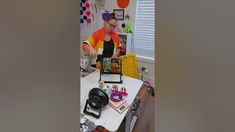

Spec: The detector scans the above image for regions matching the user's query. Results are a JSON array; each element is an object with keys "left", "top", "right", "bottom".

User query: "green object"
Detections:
[
  {"left": 123, "top": 23, "right": 133, "bottom": 34},
  {"left": 103, "top": 58, "right": 112, "bottom": 72}
]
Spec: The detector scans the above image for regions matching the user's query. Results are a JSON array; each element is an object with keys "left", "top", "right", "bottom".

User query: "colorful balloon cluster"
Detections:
[{"left": 80, "top": 0, "right": 92, "bottom": 24}]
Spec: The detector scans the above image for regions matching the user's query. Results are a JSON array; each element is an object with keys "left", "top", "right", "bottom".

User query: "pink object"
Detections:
[
  {"left": 111, "top": 90, "right": 128, "bottom": 96},
  {"left": 86, "top": 18, "right": 91, "bottom": 23},
  {"left": 86, "top": 11, "right": 91, "bottom": 16},
  {"left": 85, "top": 3, "right": 90, "bottom": 8}
]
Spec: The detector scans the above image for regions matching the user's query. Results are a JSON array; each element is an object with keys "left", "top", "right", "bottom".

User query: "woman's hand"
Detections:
[
  {"left": 111, "top": 48, "right": 121, "bottom": 58},
  {"left": 89, "top": 46, "right": 97, "bottom": 59},
  {"left": 81, "top": 42, "right": 96, "bottom": 58}
]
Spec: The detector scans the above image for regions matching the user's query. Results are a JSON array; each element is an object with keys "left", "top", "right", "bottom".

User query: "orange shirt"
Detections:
[{"left": 82, "top": 27, "right": 121, "bottom": 67}]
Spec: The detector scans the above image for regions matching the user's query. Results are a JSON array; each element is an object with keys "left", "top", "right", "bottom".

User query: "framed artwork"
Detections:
[{"left": 113, "top": 9, "right": 124, "bottom": 20}]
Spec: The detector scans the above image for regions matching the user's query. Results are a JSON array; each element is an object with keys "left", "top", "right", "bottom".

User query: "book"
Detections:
[
  {"left": 109, "top": 98, "right": 126, "bottom": 109},
  {"left": 117, "top": 102, "right": 130, "bottom": 113},
  {"left": 109, "top": 99, "right": 130, "bottom": 113}
]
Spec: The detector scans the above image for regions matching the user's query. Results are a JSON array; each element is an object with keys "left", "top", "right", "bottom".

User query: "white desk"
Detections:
[{"left": 80, "top": 69, "right": 143, "bottom": 132}]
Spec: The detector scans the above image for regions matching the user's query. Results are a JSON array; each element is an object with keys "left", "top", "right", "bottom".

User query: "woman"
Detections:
[{"left": 81, "top": 13, "right": 121, "bottom": 68}]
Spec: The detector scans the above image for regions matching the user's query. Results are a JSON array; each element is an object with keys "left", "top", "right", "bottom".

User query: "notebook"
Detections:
[{"left": 109, "top": 99, "right": 130, "bottom": 113}]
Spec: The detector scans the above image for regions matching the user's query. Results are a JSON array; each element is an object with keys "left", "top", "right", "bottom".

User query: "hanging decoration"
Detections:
[
  {"left": 83, "top": 15, "right": 87, "bottom": 20},
  {"left": 87, "top": 18, "right": 92, "bottom": 24},
  {"left": 80, "top": 19, "right": 84, "bottom": 23},
  {"left": 124, "top": 10, "right": 130, "bottom": 20},
  {"left": 80, "top": 0, "right": 93, "bottom": 24},
  {"left": 85, "top": 3, "right": 90, "bottom": 8},
  {"left": 121, "top": 23, "right": 133, "bottom": 34},
  {"left": 117, "top": 0, "right": 129, "bottom": 8},
  {"left": 82, "top": 6, "right": 86, "bottom": 11},
  {"left": 86, "top": 11, "right": 91, "bottom": 16}
]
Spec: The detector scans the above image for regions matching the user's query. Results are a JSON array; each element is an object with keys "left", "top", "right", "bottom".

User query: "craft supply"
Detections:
[
  {"left": 99, "top": 80, "right": 104, "bottom": 89},
  {"left": 94, "top": 125, "right": 107, "bottom": 132},
  {"left": 111, "top": 90, "right": 128, "bottom": 96},
  {"left": 81, "top": 124, "right": 89, "bottom": 132},
  {"left": 116, "top": 102, "right": 130, "bottom": 113},
  {"left": 112, "top": 85, "right": 118, "bottom": 90},
  {"left": 110, "top": 92, "right": 123, "bottom": 102}
]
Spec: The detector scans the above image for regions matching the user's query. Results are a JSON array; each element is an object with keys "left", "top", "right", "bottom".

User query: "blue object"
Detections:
[
  {"left": 82, "top": 6, "right": 86, "bottom": 11},
  {"left": 80, "top": 19, "right": 84, "bottom": 23},
  {"left": 102, "top": 10, "right": 109, "bottom": 21}
]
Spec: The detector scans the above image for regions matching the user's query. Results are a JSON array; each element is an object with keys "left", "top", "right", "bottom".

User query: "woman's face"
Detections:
[{"left": 104, "top": 19, "right": 117, "bottom": 33}]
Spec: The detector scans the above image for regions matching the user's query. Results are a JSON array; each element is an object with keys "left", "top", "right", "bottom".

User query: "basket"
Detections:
[{"left": 120, "top": 54, "right": 139, "bottom": 79}]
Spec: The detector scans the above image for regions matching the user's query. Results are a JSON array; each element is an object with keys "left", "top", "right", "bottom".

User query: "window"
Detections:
[{"left": 134, "top": 0, "right": 155, "bottom": 62}]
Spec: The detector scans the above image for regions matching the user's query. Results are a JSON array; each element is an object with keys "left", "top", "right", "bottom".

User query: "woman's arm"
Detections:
[
  {"left": 81, "top": 42, "right": 97, "bottom": 58},
  {"left": 111, "top": 48, "right": 121, "bottom": 58}
]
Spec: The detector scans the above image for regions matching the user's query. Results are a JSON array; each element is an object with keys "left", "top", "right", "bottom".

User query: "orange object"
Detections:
[
  {"left": 94, "top": 125, "right": 107, "bottom": 132},
  {"left": 120, "top": 54, "right": 139, "bottom": 79},
  {"left": 82, "top": 43, "right": 89, "bottom": 52},
  {"left": 96, "top": 61, "right": 101, "bottom": 69},
  {"left": 117, "top": 0, "right": 129, "bottom": 8}
]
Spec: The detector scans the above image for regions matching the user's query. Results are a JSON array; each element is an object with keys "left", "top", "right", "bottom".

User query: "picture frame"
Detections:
[{"left": 113, "top": 9, "right": 124, "bottom": 20}]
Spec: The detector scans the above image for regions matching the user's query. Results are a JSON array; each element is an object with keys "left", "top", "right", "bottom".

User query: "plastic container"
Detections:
[{"left": 120, "top": 54, "right": 139, "bottom": 79}]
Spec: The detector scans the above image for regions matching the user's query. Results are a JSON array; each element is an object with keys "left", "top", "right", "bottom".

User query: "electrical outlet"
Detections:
[{"left": 141, "top": 66, "right": 148, "bottom": 73}]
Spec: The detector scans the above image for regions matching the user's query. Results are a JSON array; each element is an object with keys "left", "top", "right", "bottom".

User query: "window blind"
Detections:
[{"left": 134, "top": 0, "right": 155, "bottom": 61}]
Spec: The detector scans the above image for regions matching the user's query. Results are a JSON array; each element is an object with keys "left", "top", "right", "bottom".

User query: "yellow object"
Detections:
[{"left": 120, "top": 54, "right": 139, "bottom": 79}]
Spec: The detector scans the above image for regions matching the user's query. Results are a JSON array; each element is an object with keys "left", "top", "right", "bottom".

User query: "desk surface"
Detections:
[{"left": 80, "top": 69, "right": 143, "bottom": 132}]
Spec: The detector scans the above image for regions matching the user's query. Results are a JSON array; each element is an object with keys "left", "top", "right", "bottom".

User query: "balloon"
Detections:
[
  {"left": 80, "top": 10, "right": 83, "bottom": 15},
  {"left": 82, "top": 0, "right": 86, "bottom": 3},
  {"left": 87, "top": 18, "right": 91, "bottom": 23},
  {"left": 83, "top": 16, "right": 87, "bottom": 20},
  {"left": 122, "top": 23, "right": 125, "bottom": 28},
  {"left": 86, "top": 11, "right": 91, "bottom": 16},
  {"left": 85, "top": 3, "right": 90, "bottom": 8},
  {"left": 82, "top": 6, "right": 86, "bottom": 11},
  {"left": 80, "top": 19, "right": 84, "bottom": 23},
  {"left": 117, "top": 0, "right": 129, "bottom": 8}
]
